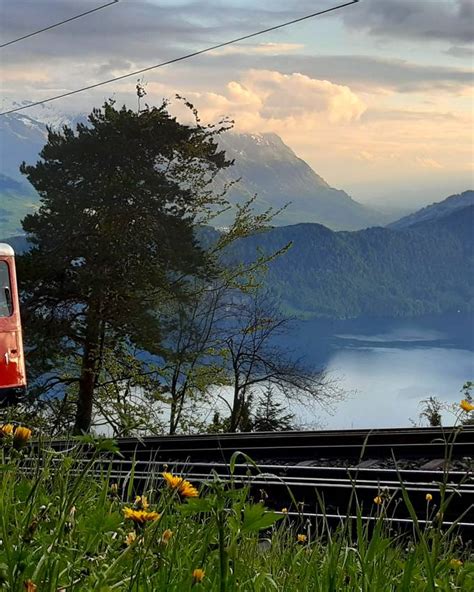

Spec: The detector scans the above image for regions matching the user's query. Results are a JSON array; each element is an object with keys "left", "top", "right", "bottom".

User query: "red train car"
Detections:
[{"left": 0, "top": 243, "right": 26, "bottom": 405}]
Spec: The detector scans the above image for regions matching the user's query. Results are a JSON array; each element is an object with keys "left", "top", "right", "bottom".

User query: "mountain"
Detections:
[
  {"left": 216, "top": 132, "right": 391, "bottom": 230},
  {"left": 227, "top": 204, "right": 474, "bottom": 319},
  {"left": 0, "top": 112, "right": 393, "bottom": 235},
  {"left": 0, "top": 173, "right": 37, "bottom": 238},
  {"left": 388, "top": 190, "right": 474, "bottom": 230}
]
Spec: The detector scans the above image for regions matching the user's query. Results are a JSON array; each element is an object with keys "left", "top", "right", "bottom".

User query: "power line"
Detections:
[
  {"left": 0, "top": 0, "right": 120, "bottom": 49},
  {"left": 0, "top": 0, "right": 359, "bottom": 117}
]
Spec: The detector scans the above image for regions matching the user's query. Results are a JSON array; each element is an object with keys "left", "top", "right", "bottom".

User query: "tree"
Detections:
[
  {"left": 252, "top": 386, "right": 295, "bottom": 431},
  {"left": 215, "top": 291, "right": 338, "bottom": 432},
  {"left": 18, "top": 99, "right": 234, "bottom": 434},
  {"left": 155, "top": 201, "right": 288, "bottom": 435}
]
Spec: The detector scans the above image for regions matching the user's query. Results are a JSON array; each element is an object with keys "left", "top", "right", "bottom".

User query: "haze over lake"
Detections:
[{"left": 282, "top": 313, "right": 474, "bottom": 429}]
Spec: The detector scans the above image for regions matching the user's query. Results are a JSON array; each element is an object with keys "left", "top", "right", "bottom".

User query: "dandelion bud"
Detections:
[
  {"left": 160, "top": 529, "right": 173, "bottom": 545},
  {"left": 0, "top": 424, "right": 14, "bottom": 437},
  {"left": 192, "top": 568, "right": 205, "bottom": 583},
  {"left": 13, "top": 426, "right": 32, "bottom": 449}
]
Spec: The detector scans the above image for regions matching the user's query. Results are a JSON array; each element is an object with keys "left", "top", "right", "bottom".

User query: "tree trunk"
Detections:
[
  {"left": 169, "top": 397, "right": 177, "bottom": 435},
  {"left": 73, "top": 312, "right": 101, "bottom": 434},
  {"left": 229, "top": 386, "right": 241, "bottom": 432}
]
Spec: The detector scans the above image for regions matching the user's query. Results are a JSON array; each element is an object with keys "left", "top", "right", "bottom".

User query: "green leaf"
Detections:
[
  {"left": 241, "top": 504, "right": 283, "bottom": 534},
  {"left": 178, "top": 497, "right": 215, "bottom": 516}
]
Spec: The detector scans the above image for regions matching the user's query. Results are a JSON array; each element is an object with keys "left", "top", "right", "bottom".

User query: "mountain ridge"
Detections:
[{"left": 388, "top": 190, "right": 474, "bottom": 230}]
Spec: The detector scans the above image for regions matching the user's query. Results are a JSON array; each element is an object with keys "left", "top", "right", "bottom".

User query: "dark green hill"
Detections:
[{"left": 228, "top": 205, "right": 474, "bottom": 318}]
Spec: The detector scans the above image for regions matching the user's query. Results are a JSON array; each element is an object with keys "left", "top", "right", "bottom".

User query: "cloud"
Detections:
[
  {"left": 213, "top": 42, "right": 304, "bottom": 56},
  {"left": 415, "top": 157, "right": 444, "bottom": 170},
  {"left": 342, "top": 0, "right": 474, "bottom": 45},
  {"left": 445, "top": 45, "right": 474, "bottom": 58},
  {"left": 177, "top": 70, "right": 366, "bottom": 129},
  {"left": 204, "top": 53, "right": 473, "bottom": 94}
]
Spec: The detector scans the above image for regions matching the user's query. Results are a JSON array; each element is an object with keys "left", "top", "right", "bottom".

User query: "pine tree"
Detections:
[
  {"left": 18, "top": 100, "right": 232, "bottom": 433},
  {"left": 252, "top": 386, "right": 295, "bottom": 432}
]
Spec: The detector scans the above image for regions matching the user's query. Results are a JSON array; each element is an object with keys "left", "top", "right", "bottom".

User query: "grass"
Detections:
[{"left": 0, "top": 430, "right": 473, "bottom": 591}]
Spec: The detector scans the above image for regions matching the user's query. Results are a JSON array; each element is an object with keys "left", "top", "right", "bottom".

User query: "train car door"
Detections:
[{"left": 0, "top": 244, "right": 26, "bottom": 404}]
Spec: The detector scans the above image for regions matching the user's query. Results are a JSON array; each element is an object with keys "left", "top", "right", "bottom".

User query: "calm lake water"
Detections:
[{"left": 281, "top": 313, "right": 474, "bottom": 429}]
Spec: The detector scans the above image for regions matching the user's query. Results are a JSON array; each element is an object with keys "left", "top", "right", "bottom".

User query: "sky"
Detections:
[{"left": 0, "top": 0, "right": 473, "bottom": 208}]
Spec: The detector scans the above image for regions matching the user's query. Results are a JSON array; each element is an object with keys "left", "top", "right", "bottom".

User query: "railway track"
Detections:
[
  {"left": 41, "top": 426, "right": 474, "bottom": 537},
  {"left": 104, "top": 425, "right": 474, "bottom": 463}
]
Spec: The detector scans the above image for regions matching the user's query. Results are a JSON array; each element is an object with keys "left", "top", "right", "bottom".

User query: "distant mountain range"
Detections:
[
  {"left": 388, "top": 190, "right": 474, "bottom": 230},
  {"left": 0, "top": 111, "right": 396, "bottom": 236}
]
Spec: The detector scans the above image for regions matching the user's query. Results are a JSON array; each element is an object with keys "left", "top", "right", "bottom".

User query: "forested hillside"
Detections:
[{"left": 227, "top": 205, "right": 474, "bottom": 319}]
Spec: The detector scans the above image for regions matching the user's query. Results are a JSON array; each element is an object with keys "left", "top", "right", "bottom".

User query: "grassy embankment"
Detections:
[{"left": 0, "top": 413, "right": 473, "bottom": 591}]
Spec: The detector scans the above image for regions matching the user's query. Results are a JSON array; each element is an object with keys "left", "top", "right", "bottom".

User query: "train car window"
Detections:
[{"left": 0, "top": 261, "right": 13, "bottom": 317}]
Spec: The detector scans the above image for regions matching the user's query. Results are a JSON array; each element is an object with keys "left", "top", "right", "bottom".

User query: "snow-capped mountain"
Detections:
[
  {"left": 1, "top": 108, "right": 391, "bottom": 236},
  {"left": 216, "top": 132, "right": 390, "bottom": 230}
]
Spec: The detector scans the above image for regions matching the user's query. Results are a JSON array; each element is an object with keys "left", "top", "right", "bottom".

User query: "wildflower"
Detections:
[
  {"left": 134, "top": 495, "right": 149, "bottom": 510},
  {"left": 426, "top": 493, "right": 433, "bottom": 502},
  {"left": 0, "top": 424, "right": 14, "bottom": 436},
  {"left": 162, "top": 472, "right": 199, "bottom": 498},
  {"left": 374, "top": 496, "right": 383, "bottom": 505},
  {"left": 281, "top": 508, "right": 288, "bottom": 514},
  {"left": 460, "top": 399, "right": 474, "bottom": 412},
  {"left": 122, "top": 507, "right": 160, "bottom": 525},
  {"left": 449, "top": 558, "right": 463, "bottom": 569},
  {"left": 110, "top": 483, "right": 119, "bottom": 495},
  {"left": 297, "top": 534, "right": 307, "bottom": 543},
  {"left": 192, "top": 568, "right": 205, "bottom": 583},
  {"left": 161, "top": 529, "right": 173, "bottom": 544},
  {"left": 13, "top": 426, "right": 32, "bottom": 449},
  {"left": 125, "top": 531, "right": 137, "bottom": 546}
]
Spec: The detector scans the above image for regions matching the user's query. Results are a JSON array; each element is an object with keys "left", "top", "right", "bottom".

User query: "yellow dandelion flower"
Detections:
[
  {"left": 374, "top": 496, "right": 383, "bottom": 505},
  {"left": 297, "top": 534, "right": 307, "bottom": 543},
  {"left": 0, "top": 424, "right": 14, "bottom": 436},
  {"left": 125, "top": 531, "right": 137, "bottom": 546},
  {"left": 122, "top": 507, "right": 160, "bottom": 524},
  {"left": 161, "top": 529, "right": 173, "bottom": 544},
  {"left": 13, "top": 426, "right": 32, "bottom": 449},
  {"left": 179, "top": 480, "right": 199, "bottom": 498},
  {"left": 449, "top": 558, "right": 463, "bottom": 569},
  {"left": 192, "top": 568, "right": 205, "bottom": 583},
  {"left": 162, "top": 472, "right": 199, "bottom": 498},
  {"left": 134, "top": 495, "right": 149, "bottom": 510},
  {"left": 460, "top": 399, "right": 474, "bottom": 412},
  {"left": 426, "top": 493, "right": 433, "bottom": 502}
]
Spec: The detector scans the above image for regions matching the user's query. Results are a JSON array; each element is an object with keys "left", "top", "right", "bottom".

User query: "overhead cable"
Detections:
[
  {"left": 0, "top": 1, "right": 359, "bottom": 116},
  {"left": 0, "top": 0, "right": 120, "bottom": 49}
]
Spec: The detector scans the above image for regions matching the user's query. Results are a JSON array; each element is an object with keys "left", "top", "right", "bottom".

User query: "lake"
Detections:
[{"left": 281, "top": 313, "right": 474, "bottom": 429}]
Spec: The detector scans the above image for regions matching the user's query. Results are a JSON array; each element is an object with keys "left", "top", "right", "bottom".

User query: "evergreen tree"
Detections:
[
  {"left": 253, "top": 386, "right": 294, "bottom": 432},
  {"left": 18, "top": 100, "right": 232, "bottom": 433}
]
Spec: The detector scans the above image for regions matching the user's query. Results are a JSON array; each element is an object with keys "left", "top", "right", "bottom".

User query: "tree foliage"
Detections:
[{"left": 18, "top": 99, "right": 234, "bottom": 433}]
